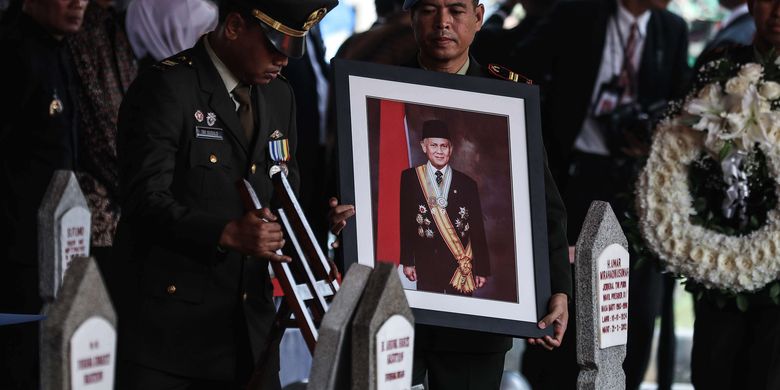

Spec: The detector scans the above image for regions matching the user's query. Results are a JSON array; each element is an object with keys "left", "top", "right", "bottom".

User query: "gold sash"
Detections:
[{"left": 415, "top": 165, "right": 476, "bottom": 293}]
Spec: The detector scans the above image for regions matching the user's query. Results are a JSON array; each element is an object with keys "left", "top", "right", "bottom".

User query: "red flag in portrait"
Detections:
[{"left": 375, "top": 100, "right": 410, "bottom": 265}]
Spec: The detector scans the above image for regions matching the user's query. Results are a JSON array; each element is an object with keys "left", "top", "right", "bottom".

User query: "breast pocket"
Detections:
[{"left": 187, "top": 140, "right": 234, "bottom": 199}]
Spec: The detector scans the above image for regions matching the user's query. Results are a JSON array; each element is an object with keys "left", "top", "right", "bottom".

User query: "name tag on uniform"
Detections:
[{"left": 195, "top": 126, "right": 224, "bottom": 140}]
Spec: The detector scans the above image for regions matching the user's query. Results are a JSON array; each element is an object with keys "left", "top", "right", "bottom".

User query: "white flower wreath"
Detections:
[
  {"left": 637, "top": 122, "right": 780, "bottom": 291},
  {"left": 637, "top": 61, "right": 780, "bottom": 293}
]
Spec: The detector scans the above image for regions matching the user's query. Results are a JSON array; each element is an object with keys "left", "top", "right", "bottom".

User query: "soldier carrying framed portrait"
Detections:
[{"left": 333, "top": 60, "right": 555, "bottom": 339}]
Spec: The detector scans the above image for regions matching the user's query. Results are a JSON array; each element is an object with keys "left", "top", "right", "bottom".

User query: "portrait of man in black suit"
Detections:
[{"left": 398, "top": 119, "right": 490, "bottom": 295}]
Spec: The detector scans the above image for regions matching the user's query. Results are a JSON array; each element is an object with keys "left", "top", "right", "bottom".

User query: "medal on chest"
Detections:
[{"left": 268, "top": 130, "right": 290, "bottom": 177}]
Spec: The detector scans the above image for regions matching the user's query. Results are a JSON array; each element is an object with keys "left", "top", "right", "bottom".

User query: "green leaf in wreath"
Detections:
[
  {"left": 716, "top": 296, "right": 727, "bottom": 309},
  {"left": 623, "top": 217, "right": 636, "bottom": 228},
  {"left": 770, "top": 283, "right": 780, "bottom": 299},
  {"left": 736, "top": 294, "right": 749, "bottom": 312},
  {"left": 633, "top": 257, "right": 646, "bottom": 270},
  {"left": 718, "top": 142, "right": 734, "bottom": 161},
  {"left": 679, "top": 115, "right": 699, "bottom": 127},
  {"left": 693, "top": 197, "right": 707, "bottom": 212}
]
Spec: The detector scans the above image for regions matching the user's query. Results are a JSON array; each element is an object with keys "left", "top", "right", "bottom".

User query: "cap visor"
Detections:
[{"left": 260, "top": 23, "right": 306, "bottom": 59}]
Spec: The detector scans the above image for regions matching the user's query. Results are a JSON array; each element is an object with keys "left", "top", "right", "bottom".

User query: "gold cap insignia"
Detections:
[
  {"left": 270, "top": 130, "right": 284, "bottom": 140},
  {"left": 303, "top": 8, "right": 327, "bottom": 31},
  {"left": 253, "top": 10, "right": 303, "bottom": 38}
]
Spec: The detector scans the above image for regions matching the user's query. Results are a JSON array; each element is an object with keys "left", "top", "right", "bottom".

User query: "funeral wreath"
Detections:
[{"left": 637, "top": 53, "right": 780, "bottom": 306}]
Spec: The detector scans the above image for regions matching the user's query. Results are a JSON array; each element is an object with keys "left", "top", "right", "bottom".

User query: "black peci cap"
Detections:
[
  {"left": 421, "top": 120, "right": 450, "bottom": 140},
  {"left": 229, "top": 0, "right": 338, "bottom": 58}
]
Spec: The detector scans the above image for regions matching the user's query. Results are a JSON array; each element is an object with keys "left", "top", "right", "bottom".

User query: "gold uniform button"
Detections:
[
  {"left": 250, "top": 163, "right": 257, "bottom": 174},
  {"left": 166, "top": 285, "right": 177, "bottom": 294},
  {"left": 209, "top": 154, "right": 218, "bottom": 164}
]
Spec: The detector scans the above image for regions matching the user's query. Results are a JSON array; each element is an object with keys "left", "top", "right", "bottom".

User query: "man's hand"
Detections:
[
  {"left": 475, "top": 276, "right": 486, "bottom": 288},
  {"left": 402, "top": 265, "right": 417, "bottom": 281},
  {"left": 527, "top": 293, "right": 568, "bottom": 350},
  {"left": 328, "top": 197, "right": 355, "bottom": 248},
  {"left": 218, "top": 208, "right": 291, "bottom": 262}
]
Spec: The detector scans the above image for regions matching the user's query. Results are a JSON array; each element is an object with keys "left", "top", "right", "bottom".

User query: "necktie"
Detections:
[
  {"left": 232, "top": 84, "right": 254, "bottom": 140},
  {"left": 435, "top": 170, "right": 443, "bottom": 187},
  {"left": 620, "top": 22, "right": 639, "bottom": 99}
]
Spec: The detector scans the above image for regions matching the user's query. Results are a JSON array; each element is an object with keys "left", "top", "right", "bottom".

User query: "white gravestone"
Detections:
[
  {"left": 575, "top": 201, "right": 629, "bottom": 390},
  {"left": 60, "top": 209, "right": 91, "bottom": 278},
  {"left": 41, "top": 257, "right": 116, "bottom": 390},
  {"left": 309, "top": 264, "right": 373, "bottom": 390},
  {"left": 69, "top": 317, "right": 116, "bottom": 390},
  {"left": 375, "top": 315, "right": 414, "bottom": 390},
  {"left": 351, "top": 263, "right": 415, "bottom": 390},
  {"left": 39, "top": 170, "right": 91, "bottom": 301},
  {"left": 596, "top": 244, "right": 629, "bottom": 349}
]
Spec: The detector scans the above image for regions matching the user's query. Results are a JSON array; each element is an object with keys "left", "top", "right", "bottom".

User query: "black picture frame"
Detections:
[{"left": 333, "top": 59, "right": 552, "bottom": 338}]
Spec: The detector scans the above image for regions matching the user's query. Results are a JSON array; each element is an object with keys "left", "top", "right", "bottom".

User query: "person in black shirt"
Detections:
[{"left": 0, "top": 1, "right": 88, "bottom": 388}]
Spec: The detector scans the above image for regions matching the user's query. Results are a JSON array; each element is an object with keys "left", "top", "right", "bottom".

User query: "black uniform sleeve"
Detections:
[
  {"left": 283, "top": 80, "right": 301, "bottom": 195},
  {"left": 542, "top": 147, "right": 572, "bottom": 297}
]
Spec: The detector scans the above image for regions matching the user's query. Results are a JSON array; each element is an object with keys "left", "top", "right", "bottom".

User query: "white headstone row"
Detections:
[{"left": 309, "top": 262, "right": 415, "bottom": 390}]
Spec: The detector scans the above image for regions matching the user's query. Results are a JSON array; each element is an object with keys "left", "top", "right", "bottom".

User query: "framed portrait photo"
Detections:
[{"left": 333, "top": 60, "right": 553, "bottom": 338}]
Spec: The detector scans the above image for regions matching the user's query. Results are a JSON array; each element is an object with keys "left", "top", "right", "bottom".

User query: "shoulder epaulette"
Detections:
[
  {"left": 152, "top": 55, "right": 194, "bottom": 71},
  {"left": 176, "top": 55, "right": 194, "bottom": 67},
  {"left": 488, "top": 64, "right": 533, "bottom": 85}
]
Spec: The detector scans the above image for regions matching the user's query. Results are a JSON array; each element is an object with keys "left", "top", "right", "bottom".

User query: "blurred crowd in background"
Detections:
[{"left": 0, "top": 0, "right": 761, "bottom": 389}]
